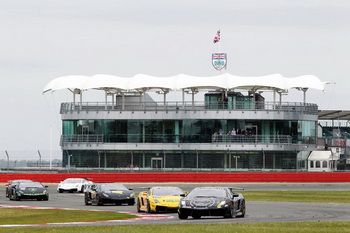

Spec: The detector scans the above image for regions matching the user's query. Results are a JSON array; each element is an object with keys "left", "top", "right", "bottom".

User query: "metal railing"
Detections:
[
  {"left": 60, "top": 134, "right": 104, "bottom": 145},
  {"left": 60, "top": 134, "right": 293, "bottom": 145},
  {"left": 211, "top": 135, "right": 292, "bottom": 144},
  {"left": 60, "top": 101, "right": 318, "bottom": 115}
]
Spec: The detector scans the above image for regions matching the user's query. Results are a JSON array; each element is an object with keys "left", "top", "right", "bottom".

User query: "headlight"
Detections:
[
  {"left": 130, "top": 193, "right": 134, "bottom": 198},
  {"left": 43, "top": 190, "right": 48, "bottom": 194},
  {"left": 102, "top": 193, "right": 109, "bottom": 197},
  {"left": 181, "top": 200, "right": 186, "bottom": 206},
  {"left": 219, "top": 201, "right": 226, "bottom": 206},
  {"left": 153, "top": 199, "right": 160, "bottom": 203}
]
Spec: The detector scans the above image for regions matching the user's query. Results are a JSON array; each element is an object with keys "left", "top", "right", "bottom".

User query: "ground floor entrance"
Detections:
[{"left": 62, "top": 149, "right": 308, "bottom": 171}]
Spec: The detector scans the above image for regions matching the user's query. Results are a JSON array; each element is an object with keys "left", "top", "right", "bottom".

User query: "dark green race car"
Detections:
[{"left": 9, "top": 182, "right": 49, "bottom": 201}]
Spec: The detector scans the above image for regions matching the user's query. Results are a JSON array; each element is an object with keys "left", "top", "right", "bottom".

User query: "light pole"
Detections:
[
  {"left": 37, "top": 150, "right": 42, "bottom": 172},
  {"left": 68, "top": 154, "right": 73, "bottom": 173},
  {"left": 233, "top": 156, "right": 240, "bottom": 170},
  {"left": 5, "top": 151, "right": 9, "bottom": 173}
]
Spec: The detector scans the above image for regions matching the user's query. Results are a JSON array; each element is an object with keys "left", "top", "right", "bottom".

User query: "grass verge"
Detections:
[
  {"left": 2, "top": 222, "right": 350, "bottom": 233},
  {"left": 241, "top": 191, "right": 350, "bottom": 203},
  {"left": 0, "top": 208, "right": 137, "bottom": 224}
]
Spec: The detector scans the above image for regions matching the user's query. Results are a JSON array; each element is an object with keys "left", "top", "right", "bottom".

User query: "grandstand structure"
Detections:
[{"left": 43, "top": 73, "right": 350, "bottom": 171}]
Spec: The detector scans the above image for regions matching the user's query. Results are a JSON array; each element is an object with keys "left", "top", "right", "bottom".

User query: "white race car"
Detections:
[{"left": 57, "top": 178, "right": 92, "bottom": 193}]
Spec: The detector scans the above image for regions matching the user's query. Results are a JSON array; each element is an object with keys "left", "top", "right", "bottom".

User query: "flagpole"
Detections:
[{"left": 219, "top": 28, "right": 221, "bottom": 75}]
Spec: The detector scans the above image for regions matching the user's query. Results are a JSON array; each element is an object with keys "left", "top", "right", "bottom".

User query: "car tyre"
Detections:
[
  {"left": 85, "top": 196, "right": 91, "bottom": 205},
  {"left": 192, "top": 213, "right": 201, "bottom": 219},
  {"left": 96, "top": 195, "right": 103, "bottom": 206},
  {"left": 136, "top": 199, "right": 141, "bottom": 212},
  {"left": 146, "top": 200, "right": 152, "bottom": 213},
  {"left": 236, "top": 200, "right": 246, "bottom": 218},
  {"left": 224, "top": 206, "right": 234, "bottom": 218},
  {"left": 15, "top": 194, "right": 20, "bottom": 201},
  {"left": 58, "top": 189, "right": 63, "bottom": 193},
  {"left": 178, "top": 212, "right": 188, "bottom": 220}
]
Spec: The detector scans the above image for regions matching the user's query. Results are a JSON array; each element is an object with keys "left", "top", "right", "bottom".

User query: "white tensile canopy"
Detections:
[
  {"left": 43, "top": 73, "right": 330, "bottom": 109},
  {"left": 43, "top": 73, "right": 329, "bottom": 93}
]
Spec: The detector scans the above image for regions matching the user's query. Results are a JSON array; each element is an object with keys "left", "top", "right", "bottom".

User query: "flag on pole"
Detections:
[{"left": 213, "top": 29, "right": 220, "bottom": 43}]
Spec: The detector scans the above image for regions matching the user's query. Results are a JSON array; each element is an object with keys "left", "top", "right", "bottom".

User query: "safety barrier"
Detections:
[{"left": 1, "top": 172, "right": 350, "bottom": 183}]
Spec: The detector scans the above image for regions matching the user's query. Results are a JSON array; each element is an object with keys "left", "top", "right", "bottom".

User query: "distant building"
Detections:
[{"left": 44, "top": 73, "right": 330, "bottom": 171}]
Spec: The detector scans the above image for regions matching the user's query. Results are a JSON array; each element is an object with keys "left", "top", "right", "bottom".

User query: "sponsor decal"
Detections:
[{"left": 112, "top": 191, "right": 123, "bottom": 194}]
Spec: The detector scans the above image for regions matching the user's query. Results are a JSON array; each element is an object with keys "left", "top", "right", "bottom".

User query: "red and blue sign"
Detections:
[{"left": 212, "top": 53, "right": 227, "bottom": 70}]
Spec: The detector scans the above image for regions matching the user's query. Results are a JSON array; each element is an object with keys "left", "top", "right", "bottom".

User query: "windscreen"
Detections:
[
  {"left": 19, "top": 182, "right": 43, "bottom": 188},
  {"left": 187, "top": 188, "right": 227, "bottom": 198},
  {"left": 152, "top": 188, "right": 184, "bottom": 196},
  {"left": 100, "top": 184, "right": 128, "bottom": 191}
]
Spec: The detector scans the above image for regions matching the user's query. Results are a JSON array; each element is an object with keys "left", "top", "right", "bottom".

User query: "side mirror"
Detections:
[
  {"left": 232, "top": 193, "right": 239, "bottom": 197},
  {"left": 128, "top": 188, "right": 133, "bottom": 190},
  {"left": 180, "top": 193, "right": 186, "bottom": 197},
  {"left": 45, "top": 186, "right": 49, "bottom": 188}
]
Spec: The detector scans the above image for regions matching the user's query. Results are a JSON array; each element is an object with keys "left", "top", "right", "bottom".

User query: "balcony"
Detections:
[
  {"left": 60, "top": 101, "right": 318, "bottom": 115},
  {"left": 60, "top": 134, "right": 294, "bottom": 145}
]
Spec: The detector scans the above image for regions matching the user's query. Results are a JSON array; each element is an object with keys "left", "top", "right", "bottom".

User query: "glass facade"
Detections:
[
  {"left": 62, "top": 149, "right": 298, "bottom": 170},
  {"left": 62, "top": 119, "right": 316, "bottom": 144}
]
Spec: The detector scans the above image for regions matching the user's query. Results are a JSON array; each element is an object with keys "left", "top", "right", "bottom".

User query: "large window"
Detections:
[{"left": 62, "top": 119, "right": 316, "bottom": 144}]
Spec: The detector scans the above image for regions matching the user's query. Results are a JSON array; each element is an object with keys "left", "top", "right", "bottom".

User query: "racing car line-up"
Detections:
[{"left": 4, "top": 178, "right": 246, "bottom": 220}]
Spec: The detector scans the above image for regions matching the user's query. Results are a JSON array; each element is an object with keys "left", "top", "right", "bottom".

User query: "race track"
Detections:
[{"left": 1, "top": 183, "right": 350, "bottom": 226}]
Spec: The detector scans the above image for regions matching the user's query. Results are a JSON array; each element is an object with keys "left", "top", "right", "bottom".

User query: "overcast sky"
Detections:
[{"left": 0, "top": 0, "right": 349, "bottom": 158}]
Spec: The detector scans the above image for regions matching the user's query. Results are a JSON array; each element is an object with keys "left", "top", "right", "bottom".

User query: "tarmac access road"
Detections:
[{"left": 1, "top": 183, "right": 350, "bottom": 226}]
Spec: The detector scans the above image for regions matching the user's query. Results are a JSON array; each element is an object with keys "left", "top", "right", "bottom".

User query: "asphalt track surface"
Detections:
[{"left": 1, "top": 183, "right": 350, "bottom": 227}]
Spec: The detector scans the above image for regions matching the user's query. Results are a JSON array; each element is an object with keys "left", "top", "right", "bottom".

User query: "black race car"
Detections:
[
  {"left": 5, "top": 180, "right": 33, "bottom": 197},
  {"left": 85, "top": 183, "right": 135, "bottom": 206},
  {"left": 8, "top": 182, "right": 49, "bottom": 201},
  {"left": 178, "top": 187, "right": 245, "bottom": 219}
]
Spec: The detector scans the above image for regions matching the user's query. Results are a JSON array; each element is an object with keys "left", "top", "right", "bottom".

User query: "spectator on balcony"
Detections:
[
  {"left": 213, "top": 131, "right": 218, "bottom": 142},
  {"left": 218, "top": 129, "right": 223, "bottom": 142}
]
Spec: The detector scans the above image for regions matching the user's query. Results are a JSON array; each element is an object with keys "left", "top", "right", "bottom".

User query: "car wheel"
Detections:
[
  {"left": 58, "top": 189, "right": 63, "bottom": 193},
  {"left": 128, "top": 200, "right": 135, "bottom": 206},
  {"left": 69, "top": 190, "right": 73, "bottom": 193},
  {"left": 136, "top": 200, "right": 141, "bottom": 212},
  {"left": 85, "top": 196, "right": 91, "bottom": 205},
  {"left": 237, "top": 200, "right": 246, "bottom": 218},
  {"left": 15, "top": 194, "right": 20, "bottom": 201},
  {"left": 224, "top": 206, "right": 234, "bottom": 218},
  {"left": 80, "top": 186, "right": 84, "bottom": 193},
  {"left": 146, "top": 200, "right": 152, "bottom": 213},
  {"left": 96, "top": 195, "right": 103, "bottom": 206},
  {"left": 192, "top": 213, "right": 201, "bottom": 219},
  {"left": 178, "top": 212, "right": 188, "bottom": 220}
]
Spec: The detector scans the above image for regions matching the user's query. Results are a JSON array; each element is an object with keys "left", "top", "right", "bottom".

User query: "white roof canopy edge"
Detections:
[
  {"left": 43, "top": 73, "right": 330, "bottom": 94},
  {"left": 42, "top": 73, "right": 331, "bottom": 110}
]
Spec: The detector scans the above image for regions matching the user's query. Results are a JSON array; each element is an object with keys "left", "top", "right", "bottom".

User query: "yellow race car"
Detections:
[{"left": 137, "top": 187, "right": 186, "bottom": 213}]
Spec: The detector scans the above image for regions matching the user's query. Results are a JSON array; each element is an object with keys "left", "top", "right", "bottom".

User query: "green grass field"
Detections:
[
  {"left": 0, "top": 208, "right": 137, "bottom": 224},
  {"left": 1, "top": 191, "right": 349, "bottom": 232},
  {"left": 1, "top": 222, "right": 350, "bottom": 233},
  {"left": 241, "top": 190, "right": 350, "bottom": 203}
]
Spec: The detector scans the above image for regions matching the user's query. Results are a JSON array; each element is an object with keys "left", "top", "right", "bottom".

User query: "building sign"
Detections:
[{"left": 212, "top": 53, "right": 227, "bottom": 70}]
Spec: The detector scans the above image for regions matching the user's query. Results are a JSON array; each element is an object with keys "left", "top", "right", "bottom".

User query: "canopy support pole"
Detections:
[
  {"left": 79, "top": 91, "right": 82, "bottom": 110},
  {"left": 182, "top": 89, "right": 185, "bottom": 108},
  {"left": 122, "top": 93, "right": 125, "bottom": 110},
  {"left": 105, "top": 90, "right": 108, "bottom": 110}
]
